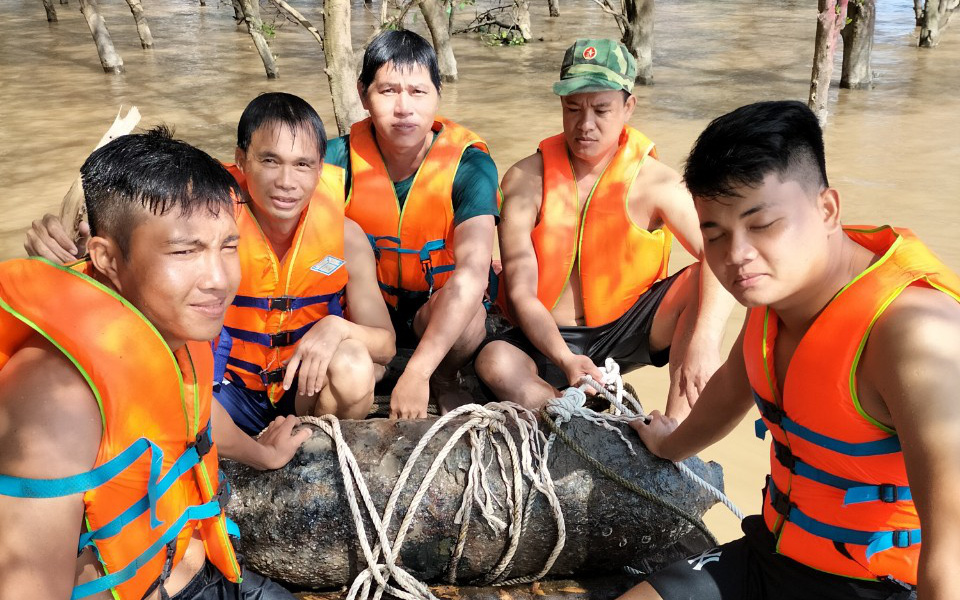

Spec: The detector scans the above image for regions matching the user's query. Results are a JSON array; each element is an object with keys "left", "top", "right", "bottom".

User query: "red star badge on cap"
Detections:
[{"left": 582, "top": 46, "right": 597, "bottom": 60}]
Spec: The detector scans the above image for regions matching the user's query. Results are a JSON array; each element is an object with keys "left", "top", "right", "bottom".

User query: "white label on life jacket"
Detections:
[{"left": 310, "top": 255, "right": 345, "bottom": 276}]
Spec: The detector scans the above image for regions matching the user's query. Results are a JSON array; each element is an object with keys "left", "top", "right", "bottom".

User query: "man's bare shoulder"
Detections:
[
  {"left": 501, "top": 152, "right": 545, "bottom": 202},
  {"left": 344, "top": 218, "right": 370, "bottom": 253},
  {"left": 861, "top": 285, "right": 960, "bottom": 397},
  {"left": 0, "top": 334, "right": 101, "bottom": 478},
  {"left": 632, "top": 156, "right": 684, "bottom": 199}
]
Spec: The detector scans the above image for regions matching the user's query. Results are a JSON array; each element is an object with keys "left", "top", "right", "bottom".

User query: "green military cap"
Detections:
[{"left": 553, "top": 39, "right": 637, "bottom": 96}]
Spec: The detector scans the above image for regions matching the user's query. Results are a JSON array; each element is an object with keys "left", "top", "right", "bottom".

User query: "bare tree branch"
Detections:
[{"left": 268, "top": 0, "right": 323, "bottom": 49}]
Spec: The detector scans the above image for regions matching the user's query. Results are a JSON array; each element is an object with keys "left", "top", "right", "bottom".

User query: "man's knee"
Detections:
[
  {"left": 327, "top": 339, "right": 375, "bottom": 389},
  {"left": 476, "top": 341, "right": 532, "bottom": 384}
]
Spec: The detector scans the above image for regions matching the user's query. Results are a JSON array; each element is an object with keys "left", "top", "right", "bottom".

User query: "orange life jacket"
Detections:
[
  {"left": 0, "top": 258, "right": 241, "bottom": 600},
  {"left": 744, "top": 226, "right": 960, "bottom": 585},
  {"left": 221, "top": 163, "right": 348, "bottom": 404},
  {"left": 345, "top": 117, "right": 494, "bottom": 307},
  {"left": 528, "top": 126, "right": 672, "bottom": 327}
]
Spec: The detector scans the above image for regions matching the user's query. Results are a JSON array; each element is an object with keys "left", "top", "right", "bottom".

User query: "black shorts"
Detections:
[
  {"left": 645, "top": 516, "right": 916, "bottom": 600},
  {"left": 491, "top": 269, "right": 684, "bottom": 388},
  {"left": 169, "top": 560, "right": 294, "bottom": 600},
  {"left": 388, "top": 294, "right": 431, "bottom": 350}
]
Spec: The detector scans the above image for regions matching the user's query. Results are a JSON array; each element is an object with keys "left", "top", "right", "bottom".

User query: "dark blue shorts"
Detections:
[
  {"left": 214, "top": 375, "right": 298, "bottom": 436},
  {"left": 169, "top": 561, "right": 294, "bottom": 600}
]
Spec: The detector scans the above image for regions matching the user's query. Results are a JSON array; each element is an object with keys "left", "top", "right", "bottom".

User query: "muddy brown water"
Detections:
[{"left": 1, "top": 0, "right": 958, "bottom": 545}]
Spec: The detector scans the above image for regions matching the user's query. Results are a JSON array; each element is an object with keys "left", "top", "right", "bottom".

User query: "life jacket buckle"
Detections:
[
  {"left": 769, "top": 484, "right": 796, "bottom": 518},
  {"left": 421, "top": 259, "right": 435, "bottom": 295},
  {"left": 879, "top": 484, "right": 898, "bottom": 503},
  {"left": 773, "top": 440, "right": 796, "bottom": 471},
  {"left": 214, "top": 481, "right": 232, "bottom": 512},
  {"left": 892, "top": 529, "right": 918, "bottom": 549},
  {"left": 269, "top": 330, "right": 295, "bottom": 347},
  {"left": 260, "top": 367, "right": 285, "bottom": 385},
  {"left": 269, "top": 296, "right": 295, "bottom": 312},
  {"left": 765, "top": 404, "right": 785, "bottom": 426},
  {"left": 190, "top": 427, "right": 213, "bottom": 458}
]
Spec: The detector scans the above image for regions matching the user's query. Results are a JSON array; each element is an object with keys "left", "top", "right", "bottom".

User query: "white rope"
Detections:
[
  {"left": 297, "top": 402, "right": 566, "bottom": 600},
  {"left": 564, "top": 358, "right": 745, "bottom": 521},
  {"left": 284, "top": 357, "right": 740, "bottom": 600}
]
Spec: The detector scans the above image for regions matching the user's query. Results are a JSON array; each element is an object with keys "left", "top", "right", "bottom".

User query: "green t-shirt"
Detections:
[{"left": 325, "top": 132, "right": 500, "bottom": 226}]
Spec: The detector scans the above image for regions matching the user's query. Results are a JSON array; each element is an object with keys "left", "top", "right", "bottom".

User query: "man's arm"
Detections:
[
  {"left": 499, "top": 155, "right": 602, "bottom": 385},
  {"left": 645, "top": 160, "right": 735, "bottom": 403},
  {"left": 390, "top": 214, "right": 495, "bottom": 417},
  {"left": 282, "top": 220, "right": 396, "bottom": 397},
  {"left": 630, "top": 323, "right": 754, "bottom": 461},
  {"left": 0, "top": 337, "right": 102, "bottom": 598},
  {"left": 211, "top": 400, "right": 310, "bottom": 470},
  {"left": 861, "top": 287, "right": 960, "bottom": 600},
  {"left": 24, "top": 214, "right": 89, "bottom": 263}
]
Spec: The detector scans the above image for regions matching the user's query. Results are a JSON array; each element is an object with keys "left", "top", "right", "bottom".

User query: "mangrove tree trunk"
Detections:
[
  {"left": 421, "top": 0, "right": 458, "bottom": 82},
  {"left": 42, "top": 0, "right": 58, "bottom": 22},
  {"left": 549, "top": 0, "right": 560, "bottom": 18},
  {"left": 840, "top": 0, "right": 874, "bottom": 89},
  {"left": 78, "top": 0, "right": 124, "bottom": 74},
  {"left": 513, "top": 0, "right": 532, "bottom": 41},
  {"left": 622, "top": 0, "right": 654, "bottom": 85},
  {"left": 920, "top": 0, "right": 959, "bottom": 47},
  {"left": 237, "top": 0, "right": 279, "bottom": 78},
  {"left": 124, "top": 0, "right": 154, "bottom": 49},
  {"left": 808, "top": 0, "right": 848, "bottom": 125},
  {"left": 323, "top": 0, "right": 367, "bottom": 134}
]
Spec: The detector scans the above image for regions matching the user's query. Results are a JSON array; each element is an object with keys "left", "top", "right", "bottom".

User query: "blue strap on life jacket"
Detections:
[
  {"left": 212, "top": 328, "right": 233, "bottom": 386},
  {"left": 225, "top": 517, "right": 242, "bottom": 538},
  {"left": 767, "top": 480, "right": 920, "bottom": 562},
  {"left": 71, "top": 498, "right": 225, "bottom": 599},
  {"left": 77, "top": 427, "right": 214, "bottom": 550},
  {"left": 0, "top": 436, "right": 165, "bottom": 529},
  {"left": 769, "top": 439, "right": 912, "bottom": 506},
  {"left": 367, "top": 235, "right": 454, "bottom": 296},
  {"left": 223, "top": 320, "right": 318, "bottom": 349},
  {"left": 753, "top": 391, "right": 902, "bottom": 456},
  {"left": 231, "top": 291, "right": 344, "bottom": 312}
]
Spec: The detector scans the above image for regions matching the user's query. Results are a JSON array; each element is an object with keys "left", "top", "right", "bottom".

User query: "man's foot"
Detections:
[{"left": 430, "top": 371, "right": 473, "bottom": 415}]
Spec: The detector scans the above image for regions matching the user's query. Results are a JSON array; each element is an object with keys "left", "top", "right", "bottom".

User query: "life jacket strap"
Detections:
[
  {"left": 770, "top": 440, "right": 912, "bottom": 506},
  {"left": 367, "top": 235, "right": 455, "bottom": 296},
  {"left": 232, "top": 290, "right": 344, "bottom": 313},
  {"left": 76, "top": 426, "right": 214, "bottom": 550},
  {"left": 753, "top": 391, "right": 902, "bottom": 456},
  {"left": 767, "top": 478, "right": 921, "bottom": 562},
  {"left": 225, "top": 356, "right": 286, "bottom": 387},
  {"left": 71, "top": 498, "right": 226, "bottom": 599},
  {"left": 224, "top": 320, "right": 317, "bottom": 349}
]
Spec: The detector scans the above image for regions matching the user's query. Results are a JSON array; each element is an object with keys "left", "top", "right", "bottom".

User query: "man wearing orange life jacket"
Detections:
[
  {"left": 324, "top": 30, "right": 500, "bottom": 419},
  {"left": 622, "top": 101, "right": 960, "bottom": 600},
  {"left": 475, "top": 39, "right": 733, "bottom": 418},
  {"left": 0, "top": 129, "right": 299, "bottom": 599},
  {"left": 213, "top": 93, "right": 395, "bottom": 436},
  {"left": 23, "top": 93, "right": 397, "bottom": 437}
]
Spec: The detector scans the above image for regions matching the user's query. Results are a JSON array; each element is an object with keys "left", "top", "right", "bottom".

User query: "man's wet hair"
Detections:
[
  {"left": 684, "top": 100, "right": 829, "bottom": 200},
  {"left": 359, "top": 30, "right": 442, "bottom": 95},
  {"left": 236, "top": 92, "right": 327, "bottom": 158},
  {"left": 82, "top": 125, "right": 241, "bottom": 256}
]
